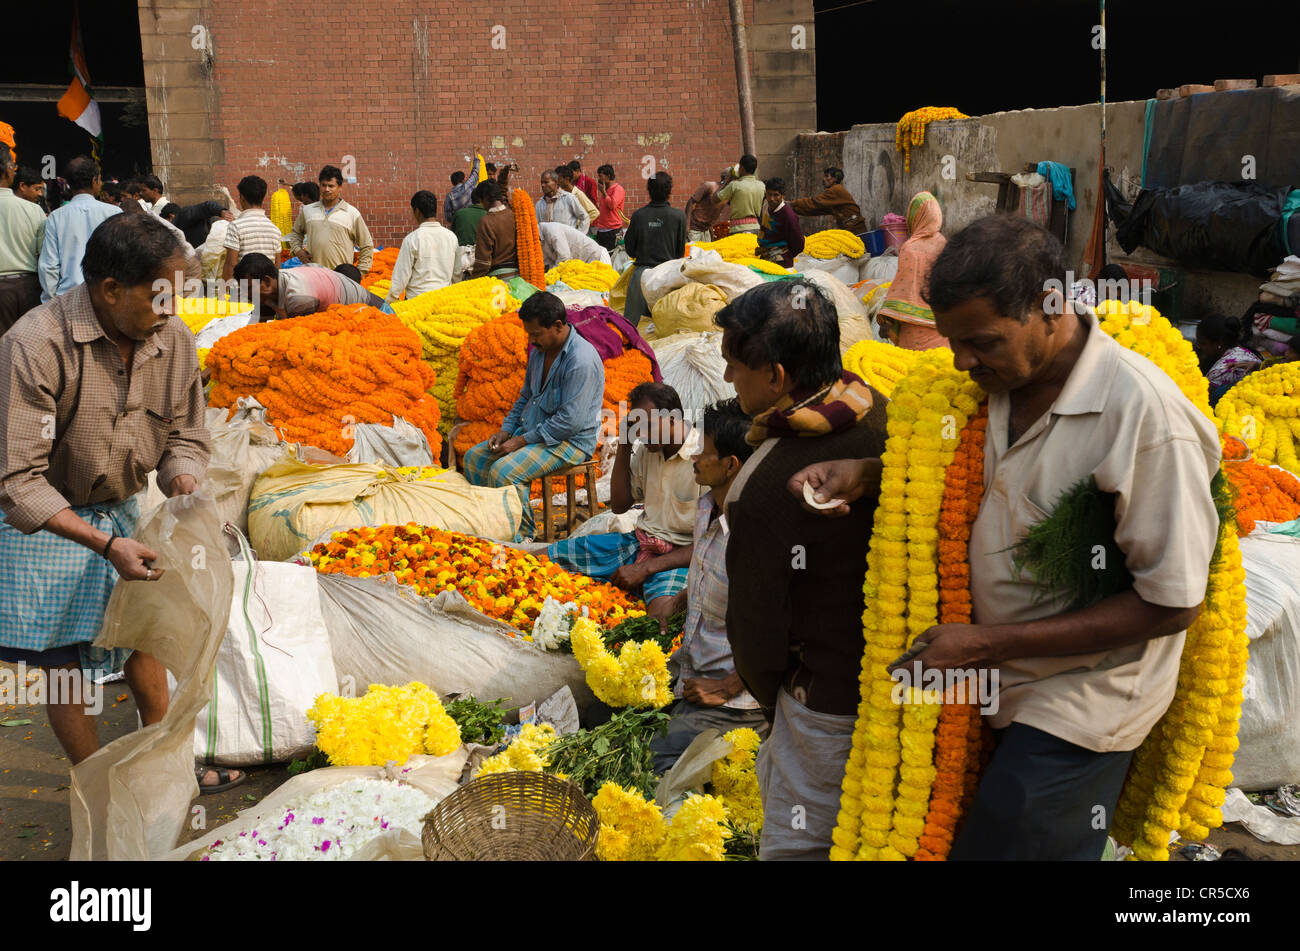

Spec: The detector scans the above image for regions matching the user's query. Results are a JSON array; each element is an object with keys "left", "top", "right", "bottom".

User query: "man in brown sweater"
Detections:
[
  {"left": 716, "top": 280, "right": 887, "bottom": 860},
  {"left": 791, "top": 167, "right": 867, "bottom": 234},
  {"left": 469, "top": 181, "right": 520, "bottom": 279}
]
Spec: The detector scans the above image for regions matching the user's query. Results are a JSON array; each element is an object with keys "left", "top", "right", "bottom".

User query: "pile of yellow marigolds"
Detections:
[
  {"left": 307, "top": 523, "right": 644, "bottom": 632},
  {"left": 1216, "top": 360, "right": 1300, "bottom": 477},
  {"left": 207, "top": 304, "right": 443, "bottom": 459},
  {"left": 687, "top": 233, "right": 794, "bottom": 274},
  {"left": 390, "top": 278, "right": 520, "bottom": 434},
  {"left": 545, "top": 259, "right": 620, "bottom": 291},
  {"left": 803, "top": 229, "right": 866, "bottom": 260}
]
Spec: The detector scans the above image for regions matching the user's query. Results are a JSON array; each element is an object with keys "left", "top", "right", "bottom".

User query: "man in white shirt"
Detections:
[
  {"left": 135, "top": 174, "right": 169, "bottom": 216},
  {"left": 222, "top": 175, "right": 286, "bottom": 281},
  {"left": 38, "top": 157, "right": 121, "bottom": 302},
  {"left": 387, "top": 190, "right": 459, "bottom": 302},
  {"left": 535, "top": 171, "right": 588, "bottom": 233},
  {"left": 556, "top": 166, "right": 597, "bottom": 233},
  {"left": 287, "top": 164, "right": 375, "bottom": 272},
  {"left": 539, "top": 221, "right": 611, "bottom": 270}
]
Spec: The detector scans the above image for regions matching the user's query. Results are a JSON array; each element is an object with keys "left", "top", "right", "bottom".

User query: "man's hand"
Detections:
[
  {"left": 486, "top": 429, "right": 509, "bottom": 452},
  {"left": 297, "top": 247, "right": 312, "bottom": 263},
  {"left": 889, "top": 623, "right": 996, "bottom": 677},
  {"left": 220, "top": 209, "right": 236, "bottom": 222},
  {"left": 611, "top": 562, "right": 650, "bottom": 591},
  {"left": 495, "top": 435, "right": 527, "bottom": 455},
  {"left": 167, "top": 474, "right": 199, "bottom": 497},
  {"left": 683, "top": 673, "right": 743, "bottom": 707},
  {"left": 108, "top": 537, "right": 165, "bottom": 582},
  {"left": 658, "top": 590, "right": 688, "bottom": 635},
  {"left": 787, "top": 458, "right": 882, "bottom": 517}
]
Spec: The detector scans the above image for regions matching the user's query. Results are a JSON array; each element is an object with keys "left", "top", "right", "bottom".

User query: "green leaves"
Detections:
[
  {"left": 542, "top": 709, "right": 669, "bottom": 799},
  {"left": 445, "top": 696, "right": 508, "bottom": 746}
]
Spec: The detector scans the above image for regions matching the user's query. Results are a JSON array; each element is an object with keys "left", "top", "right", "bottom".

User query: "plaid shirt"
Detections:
[
  {"left": 0, "top": 284, "right": 210, "bottom": 533},
  {"left": 673, "top": 491, "right": 759, "bottom": 710}
]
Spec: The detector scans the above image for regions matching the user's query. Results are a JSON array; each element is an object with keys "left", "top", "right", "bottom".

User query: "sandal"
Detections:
[{"left": 195, "top": 765, "right": 247, "bottom": 795}]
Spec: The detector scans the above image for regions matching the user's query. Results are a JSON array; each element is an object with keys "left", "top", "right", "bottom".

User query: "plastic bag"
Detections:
[
  {"left": 346, "top": 416, "right": 435, "bottom": 468},
  {"left": 248, "top": 459, "right": 526, "bottom": 562},
  {"left": 195, "top": 531, "right": 338, "bottom": 766},
  {"left": 162, "top": 751, "right": 468, "bottom": 860},
  {"left": 71, "top": 495, "right": 235, "bottom": 860},
  {"left": 205, "top": 400, "right": 295, "bottom": 535},
  {"left": 649, "top": 282, "right": 727, "bottom": 338},
  {"left": 799, "top": 270, "right": 872, "bottom": 356},
  {"left": 316, "top": 573, "right": 595, "bottom": 709},
  {"left": 507, "top": 276, "right": 539, "bottom": 302},
  {"left": 793, "top": 252, "right": 863, "bottom": 285},
  {"left": 1232, "top": 533, "right": 1300, "bottom": 790},
  {"left": 863, "top": 255, "right": 899, "bottom": 282},
  {"left": 650, "top": 331, "right": 736, "bottom": 414},
  {"left": 639, "top": 258, "right": 691, "bottom": 309},
  {"left": 193, "top": 309, "right": 255, "bottom": 350},
  {"left": 609, "top": 264, "right": 634, "bottom": 315},
  {"left": 552, "top": 288, "right": 608, "bottom": 310},
  {"left": 610, "top": 247, "right": 631, "bottom": 273},
  {"left": 680, "top": 249, "right": 764, "bottom": 301},
  {"left": 1115, "top": 181, "right": 1292, "bottom": 277}
]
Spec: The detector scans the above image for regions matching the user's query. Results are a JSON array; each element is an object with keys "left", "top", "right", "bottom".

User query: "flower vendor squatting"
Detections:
[
  {"left": 546, "top": 380, "right": 704, "bottom": 621},
  {"left": 649, "top": 397, "right": 772, "bottom": 773},
  {"left": 0, "top": 214, "right": 246, "bottom": 795},
  {"left": 790, "top": 215, "right": 1222, "bottom": 860},
  {"left": 462, "top": 291, "right": 605, "bottom": 539},
  {"left": 717, "top": 279, "right": 889, "bottom": 860}
]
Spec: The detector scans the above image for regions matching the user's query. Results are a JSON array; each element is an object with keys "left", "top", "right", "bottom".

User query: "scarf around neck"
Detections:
[{"left": 746, "top": 370, "right": 875, "bottom": 445}]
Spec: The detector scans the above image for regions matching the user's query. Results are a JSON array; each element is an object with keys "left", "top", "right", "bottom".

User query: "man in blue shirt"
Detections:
[
  {"left": 462, "top": 291, "right": 605, "bottom": 537},
  {"left": 38, "top": 157, "right": 121, "bottom": 302}
]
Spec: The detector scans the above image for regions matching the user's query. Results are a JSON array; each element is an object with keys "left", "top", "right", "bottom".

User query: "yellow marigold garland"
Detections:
[
  {"left": 545, "top": 259, "right": 620, "bottom": 291},
  {"left": 268, "top": 187, "right": 293, "bottom": 236},
  {"left": 1216, "top": 361, "right": 1300, "bottom": 477},
  {"left": 688, "top": 233, "right": 758, "bottom": 263},
  {"left": 895, "top": 106, "right": 968, "bottom": 172},
  {"left": 803, "top": 229, "right": 866, "bottom": 260},
  {"left": 842, "top": 339, "right": 929, "bottom": 398}
]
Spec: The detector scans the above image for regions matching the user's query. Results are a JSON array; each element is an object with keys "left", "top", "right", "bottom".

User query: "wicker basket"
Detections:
[{"left": 422, "top": 771, "right": 599, "bottom": 861}]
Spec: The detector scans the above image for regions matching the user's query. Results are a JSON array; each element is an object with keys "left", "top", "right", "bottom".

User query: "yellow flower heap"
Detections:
[
  {"left": 842, "top": 339, "right": 929, "bottom": 398},
  {"left": 306, "top": 682, "right": 461, "bottom": 767},
  {"left": 1216, "top": 360, "right": 1300, "bottom": 476},
  {"left": 688, "top": 231, "right": 796, "bottom": 274},
  {"left": 830, "top": 302, "right": 1249, "bottom": 861},
  {"left": 391, "top": 278, "right": 519, "bottom": 433},
  {"left": 711, "top": 727, "right": 763, "bottom": 834},
  {"left": 545, "top": 259, "right": 620, "bottom": 291},
  {"left": 473, "top": 723, "right": 558, "bottom": 777},
  {"left": 178, "top": 296, "right": 255, "bottom": 335},
  {"left": 803, "top": 229, "right": 866, "bottom": 260},
  {"left": 570, "top": 616, "right": 672, "bottom": 709},
  {"left": 591, "top": 784, "right": 730, "bottom": 862}
]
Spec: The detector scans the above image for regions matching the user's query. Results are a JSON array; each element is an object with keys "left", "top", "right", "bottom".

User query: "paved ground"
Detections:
[{"left": 1, "top": 659, "right": 1296, "bottom": 861}]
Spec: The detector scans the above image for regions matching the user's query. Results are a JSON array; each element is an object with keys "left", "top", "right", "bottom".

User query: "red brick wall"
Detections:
[{"left": 208, "top": 1, "right": 752, "bottom": 247}]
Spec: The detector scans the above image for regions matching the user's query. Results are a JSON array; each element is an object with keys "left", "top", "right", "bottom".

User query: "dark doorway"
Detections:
[{"left": 0, "top": 0, "right": 150, "bottom": 184}]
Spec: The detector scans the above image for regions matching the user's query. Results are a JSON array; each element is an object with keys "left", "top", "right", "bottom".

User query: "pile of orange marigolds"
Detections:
[{"left": 1222, "top": 439, "right": 1300, "bottom": 535}]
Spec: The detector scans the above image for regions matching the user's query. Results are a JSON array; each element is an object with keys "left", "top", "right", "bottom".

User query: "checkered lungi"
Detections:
[
  {"left": 0, "top": 498, "right": 138, "bottom": 678},
  {"left": 462, "top": 439, "right": 589, "bottom": 540},
  {"left": 546, "top": 530, "right": 689, "bottom": 603}
]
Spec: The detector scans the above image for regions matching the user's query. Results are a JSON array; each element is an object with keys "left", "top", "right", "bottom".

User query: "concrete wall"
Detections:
[
  {"left": 138, "top": 0, "right": 818, "bottom": 248},
  {"left": 801, "top": 99, "right": 1262, "bottom": 321}
]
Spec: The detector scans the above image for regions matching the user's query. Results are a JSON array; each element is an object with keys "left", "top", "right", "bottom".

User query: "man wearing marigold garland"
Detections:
[
  {"left": 547, "top": 381, "right": 703, "bottom": 618},
  {"left": 717, "top": 279, "right": 888, "bottom": 860},
  {"left": 792, "top": 216, "right": 1221, "bottom": 860},
  {"left": 462, "top": 291, "right": 604, "bottom": 538}
]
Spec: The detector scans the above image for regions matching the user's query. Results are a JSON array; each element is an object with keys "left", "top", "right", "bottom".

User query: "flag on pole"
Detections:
[
  {"left": 56, "top": 6, "right": 102, "bottom": 140},
  {"left": 474, "top": 154, "right": 488, "bottom": 184}
]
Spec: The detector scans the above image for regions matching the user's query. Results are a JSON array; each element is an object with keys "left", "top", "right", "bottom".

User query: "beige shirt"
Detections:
[
  {"left": 566, "top": 185, "right": 598, "bottom": 231},
  {"left": 288, "top": 199, "right": 374, "bottom": 272},
  {"left": 970, "top": 309, "right": 1221, "bottom": 752},
  {"left": 0, "top": 285, "right": 210, "bottom": 534},
  {"left": 629, "top": 426, "right": 705, "bottom": 546}
]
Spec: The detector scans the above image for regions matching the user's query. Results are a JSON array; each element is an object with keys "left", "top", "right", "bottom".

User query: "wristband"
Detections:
[{"left": 103, "top": 535, "right": 118, "bottom": 559}]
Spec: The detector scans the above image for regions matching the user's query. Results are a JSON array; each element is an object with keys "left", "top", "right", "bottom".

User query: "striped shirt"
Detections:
[
  {"left": 0, "top": 284, "right": 210, "bottom": 534},
  {"left": 673, "top": 492, "right": 759, "bottom": 709},
  {"left": 223, "top": 208, "right": 284, "bottom": 264},
  {"left": 288, "top": 199, "right": 374, "bottom": 272}
]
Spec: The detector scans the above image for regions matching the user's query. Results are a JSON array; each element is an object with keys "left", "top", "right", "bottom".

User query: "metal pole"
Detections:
[
  {"left": 1099, "top": 0, "right": 1107, "bottom": 263},
  {"left": 729, "top": 0, "right": 757, "bottom": 156}
]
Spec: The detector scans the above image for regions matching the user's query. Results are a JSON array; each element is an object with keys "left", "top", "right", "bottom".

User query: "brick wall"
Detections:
[{"left": 184, "top": 0, "right": 766, "bottom": 246}]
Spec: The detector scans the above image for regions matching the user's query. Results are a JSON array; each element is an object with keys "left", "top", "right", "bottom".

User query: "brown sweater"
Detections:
[
  {"left": 791, "top": 184, "right": 867, "bottom": 232},
  {"left": 470, "top": 206, "right": 519, "bottom": 277},
  {"left": 725, "top": 394, "right": 888, "bottom": 716}
]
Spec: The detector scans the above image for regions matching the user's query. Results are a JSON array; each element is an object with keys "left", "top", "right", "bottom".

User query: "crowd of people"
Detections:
[{"left": 1, "top": 130, "right": 1294, "bottom": 863}]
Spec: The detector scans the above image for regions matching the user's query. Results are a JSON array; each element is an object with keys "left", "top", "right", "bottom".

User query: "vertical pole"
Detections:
[
  {"left": 729, "top": 0, "right": 757, "bottom": 157},
  {"left": 1099, "top": 0, "right": 1107, "bottom": 263}
]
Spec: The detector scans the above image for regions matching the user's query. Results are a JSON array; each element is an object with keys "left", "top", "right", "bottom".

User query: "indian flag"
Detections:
[{"left": 56, "top": 9, "right": 102, "bottom": 139}]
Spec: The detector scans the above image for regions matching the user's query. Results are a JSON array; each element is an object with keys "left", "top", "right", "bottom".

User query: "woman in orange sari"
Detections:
[{"left": 877, "top": 192, "right": 949, "bottom": 351}]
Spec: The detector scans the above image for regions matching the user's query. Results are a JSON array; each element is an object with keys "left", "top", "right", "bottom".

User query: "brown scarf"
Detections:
[{"left": 746, "top": 370, "right": 875, "bottom": 445}]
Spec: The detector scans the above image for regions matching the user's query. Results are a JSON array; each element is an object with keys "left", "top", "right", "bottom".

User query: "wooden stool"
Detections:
[{"left": 532, "top": 459, "right": 600, "bottom": 542}]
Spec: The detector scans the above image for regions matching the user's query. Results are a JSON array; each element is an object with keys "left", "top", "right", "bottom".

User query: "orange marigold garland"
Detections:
[
  {"left": 208, "top": 304, "right": 442, "bottom": 459},
  {"left": 512, "top": 188, "right": 546, "bottom": 290},
  {"left": 453, "top": 313, "right": 529, "bottom": 460},
  {"left": 914, "top": 404, "right": 987, "bottom": 862},
  {"left": 362, "top": 246, "right": 399, "bottom": 289},
  {"left": 1221, "top": 444, "right": 1300, "bottom": 536}
]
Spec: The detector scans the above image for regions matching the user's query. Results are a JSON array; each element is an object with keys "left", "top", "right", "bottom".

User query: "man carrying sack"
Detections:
[{"left": 0, "top": 214, "right": 243, "bottom": 792}]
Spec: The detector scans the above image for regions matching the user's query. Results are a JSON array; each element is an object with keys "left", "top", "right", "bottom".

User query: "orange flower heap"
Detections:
[
  {"left": 453, "top": 313, "right": 529, "bottom": 461},
  {"left": 361, "top": 246, "right": 400, "bottom": 299},
  {"left": 512, "top": 188, "right": 546, "bottom": 290},
  {"left": 208, "top": 305, "right": 442, "bottom": 459},
  {"left": 308, "top": 523, "right": 644, "bottom": 631},
  {"left": 1222, "top": 448, "right": 1300, "bottom": 535}
]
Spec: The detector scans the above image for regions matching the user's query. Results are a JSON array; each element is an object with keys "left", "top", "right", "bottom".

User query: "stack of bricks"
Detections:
[{"left": 1156, "top": 75, "right": 1299, "bottom": 100}]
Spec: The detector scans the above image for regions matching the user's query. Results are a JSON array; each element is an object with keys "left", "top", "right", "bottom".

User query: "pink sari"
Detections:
[{"left": 879, "top": 192, "right": 949, "bottom": 350}]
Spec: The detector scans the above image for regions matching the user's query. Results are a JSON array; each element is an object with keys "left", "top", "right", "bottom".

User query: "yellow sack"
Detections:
[
  {"left": 248, "top": 460, "right": 526, "bottom": 562},
  {"left": 648, "top": 282, "right": 728, "bottom": 339},
  {"left": 609, "top": 264, "right": 635, "bottom": 315}
]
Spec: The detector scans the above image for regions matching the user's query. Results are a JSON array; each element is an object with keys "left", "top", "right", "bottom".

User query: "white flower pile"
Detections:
[
  {"left": 530, "top": 595, "right": 586, "bottom": 651},
  {"left": 202, "top": 778, "right": 434, "bottom": 861}
]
